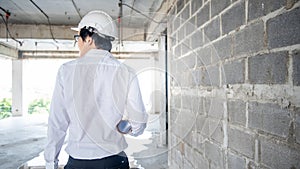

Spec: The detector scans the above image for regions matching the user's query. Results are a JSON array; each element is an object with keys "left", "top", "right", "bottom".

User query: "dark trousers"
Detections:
[{"left": 64, "top": 151, "right": 130, "bottom": 169}]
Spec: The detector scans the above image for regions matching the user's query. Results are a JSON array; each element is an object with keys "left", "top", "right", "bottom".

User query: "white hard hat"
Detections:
[{"left": 72, "top": 10, "right": 118, "bottom": 40}]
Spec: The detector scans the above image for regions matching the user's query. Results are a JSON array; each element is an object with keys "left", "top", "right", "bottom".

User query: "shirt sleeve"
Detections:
[
  {"left": 126, "top": 75, "right": 148, "bottom": 136},
  {"left": 44, "top": 66, "right": 70, "bottom": 169}
]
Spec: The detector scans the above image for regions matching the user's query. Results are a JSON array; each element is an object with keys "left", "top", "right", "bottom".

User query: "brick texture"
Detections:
[
  {"left": 196, "top": 3, "right": 210, "bottom": 27},
  {"left": 205, "top": 98, "right": 224, "bottom": 119},
  {"left": 248, "top": 51, "right": 288, "bottom": 84},
  {"left": 168, "top": 0, "right": 300, "bottom": 168},
  {"left": 248, "top": 102, "right": 292, "bottom": 138},
  {"left": 197, "top": 46, "right": 211, "bottom": 66},
  {"left": 176, "top": 0, "right": 184, "bottom": 14},
  {"left": 205, "top": 141, "right": 224, "bottom": 169},
  {"left": 228, "top": 100, "right": 246, "bottom": 126},
  {"left": 260, "top": 138, "right": 300, "bottom": 169},
  {"left": 191, "top": 30, "right": 203, "bottom": 49},
  {"left": 194, "top": 150, "right": 209, "bottom": 169},
  {"left": 211, "top": 0, "right": 231, "bottom": 17},
  {"left": 191, "top": 0, "right": 202, "bottom": 14},
  {"left": 207, "top": 65, "right": 220, "bottom": 87},
  {"left": 267, "top": 7, "right": 300, "bottom": 49},
  {"left": 293, "top": 50, "right": 300, "bottom": 86},
  {"left": 233, "top": 21, "right": 264, "bottom": 56},
  {"left": 223, "top": 59, "right": 245, "bottom": 84},
  {"left": 228, "top": 126, "right": 255, "bottom": 158},
  {"left": 228, "top": 152, "right": 246, "bottom": 169},
  {"left": 181, "top": 4, "right": 190, "bottom": 22},
  {"left": 204, "top": 17, "right": 220, "bottom": 42},
  {"left": 248, "top": 0, "right": 285, "bottom": 21},
  {"left": 296, "top": 113, "right": 300, "bottom": 144},
  {"left": 222, "top": 1, "right": 245, "bottom": 35},
  {"left": 212, "top": 36, "right": 232, "bottom": 60}
]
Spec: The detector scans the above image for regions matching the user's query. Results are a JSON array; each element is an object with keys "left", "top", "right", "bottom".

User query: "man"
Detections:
[{"left": 44, "top": 10, "right": 148, "bottom": 169}]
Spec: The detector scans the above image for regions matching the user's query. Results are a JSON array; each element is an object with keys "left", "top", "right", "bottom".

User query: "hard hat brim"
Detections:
[
  {"left": 71, "top": 26, "right": 116, "bottom": 41},
  {"left": 71, "top": 27, "right": 80, "bottom": 31}
]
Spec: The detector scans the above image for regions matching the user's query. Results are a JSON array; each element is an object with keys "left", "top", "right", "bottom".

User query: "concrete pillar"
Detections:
[
  {"left": 157, "top": 35, "right": 167, "bottom": 146},
  {"left": 12, "top": 59, "right": 23, "bottom": 116}
]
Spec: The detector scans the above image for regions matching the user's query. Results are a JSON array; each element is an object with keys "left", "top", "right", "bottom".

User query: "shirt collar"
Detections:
[{"left": 83, "top": 49, "right": 111, "bottom": 58}]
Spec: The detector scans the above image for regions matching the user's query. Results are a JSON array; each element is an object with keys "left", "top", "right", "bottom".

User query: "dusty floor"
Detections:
[
  {"left": 0, "top": 114, "right": 168, "bottom": 169},
  {"left": 0, "top": 115, "right": 48, "bottom": 169}
]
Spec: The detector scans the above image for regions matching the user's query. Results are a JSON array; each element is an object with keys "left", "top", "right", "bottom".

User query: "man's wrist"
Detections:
[{"left": 45, "top": 161, "right": 58, "bottom": 169}]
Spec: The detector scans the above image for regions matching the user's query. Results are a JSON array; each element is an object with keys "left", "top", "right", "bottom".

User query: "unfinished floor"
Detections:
[{"left": 0, "top": 114, "right": 168, "bottom": 169}]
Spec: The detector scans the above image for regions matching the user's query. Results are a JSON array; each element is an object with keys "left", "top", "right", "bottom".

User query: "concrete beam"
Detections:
[
  {"left": 0, "top": 24, "right": 75, "bottom": 40},
  {"left": 19, "top": 50, "right": 157, "bottom": 59},
  {"left": 146, "top": 0, "right": 175, "bottom": 41},
  {"left": 0, "top": 24, "right": 145, "bottom": 41},
  {"left": 20, "top": 50, "right": 79, "bottom": 59},
  {"left": 0, "top": 42, "right": 19, "bottom": 59}
]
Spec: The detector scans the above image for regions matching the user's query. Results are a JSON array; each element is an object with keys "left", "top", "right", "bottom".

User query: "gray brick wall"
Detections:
[
  {"left": 204, "top": 17, "right": 220, "bottom": 42},
  {"left": 223, "top": 58, "right": 245, "bottom": 84},
  {"left": 168, "top": 0, "right": 300, "bottom": 168},
  {"left": 228, "top": 100, "right": 246, "bottom": 126},
  {"left": 248, "top": 102, "right": 291, "bottom": 138},
  {"left": 197, "top": 46, "right": 211, "bottom": 66},
  {"left": 210, "top": 119, "right": 224, "bottom": 144},
  {"left": 293, "top": 50, "right": 300, "bottom": 86},
  {"left": 221, "top": 0, "right": 245, "bottom": 35},
  {"left": 233, "top": 20, "right": 264, "bottom": 56},
  {"left": 228, "top": 126, "right": 255, "bottom": 158},
  {"left": 191, "top": 0, "right": 202, "bottom": 14},
  {"left": 181, "top": 4, "right": 190, "bottom": 22},
  {"left": 267, "top": 7, "right": 300, "bottom": 49},
  {"left": 196, "top": 3, "right": 209, "bottom": 27},
  {"left": 248, "top": 51, "right": 288, "bottom": 84},
  {"left": 248, "top": 0, "right": 285, "bottom": 21},
  {"left": 191, "top": 30, "right": 203, "bottom": 49},
  {"left": 228, "top": 152, "right": 246, "bottom": 169},
  {"left": 212, "top": 35, "right": 232, "bottom": 60},
  {"left": 296, "top": 113, "right": 300, "bottom": 144},
  {"left": 205, "top": 98, "right": 224, "bottom": 119},
  {"left": 204, "top": 141, "right": 224, "bottom": 169},
  {"left": 260, "top": 137, "right": 300, "bottom": 169},
  {"left": 211, "top": 0, "right": 231, "bottom": 18},
  {"left": 206, "top": 65, "right": 220, "bottom": 87},
  {"left": 194, "top": 150, "right": 209, "bottom": 169}
]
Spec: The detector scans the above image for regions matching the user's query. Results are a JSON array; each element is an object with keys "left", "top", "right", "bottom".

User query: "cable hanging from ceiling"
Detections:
[
  {"left": 71, "top": 0, "right": 82, "bottom": 19},
  {"left": 29, "top": 0, "right": 58, "bottom": 43},
  {"left": 118, "top": 0, "right": 162, "bottom": 24},
  {"left": 0, "top": 6, "right": 23, "bottom": 46},
  {"left": 117, "top": 0, "right": 165, "bottom": 48}
]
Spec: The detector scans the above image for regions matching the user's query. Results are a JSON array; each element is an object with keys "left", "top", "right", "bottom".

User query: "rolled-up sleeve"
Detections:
[{"left": 44, "top": 66, "right": 70, "bottom": 169}]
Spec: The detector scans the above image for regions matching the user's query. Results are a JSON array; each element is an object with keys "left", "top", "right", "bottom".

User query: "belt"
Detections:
[{"left": 67, "top": 151, "right": 129, "bottom": 169}]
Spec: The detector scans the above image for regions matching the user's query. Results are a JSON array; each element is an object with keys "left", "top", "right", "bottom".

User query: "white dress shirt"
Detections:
[{"left": 44, "top": 49, "right": 148, "bottom": 169}]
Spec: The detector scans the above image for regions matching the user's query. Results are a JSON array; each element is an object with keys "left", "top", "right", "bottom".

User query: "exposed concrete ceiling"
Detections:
[
  {"left": 0, "top": 0, "right": 169, "bottom": 41},
  {"left": 1, "top": 0, "right": 163, "bottom": 27}
]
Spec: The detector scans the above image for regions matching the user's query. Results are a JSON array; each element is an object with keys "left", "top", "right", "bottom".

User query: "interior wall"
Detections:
[{"left": 167, "top": 0, "right": 300, "bottom": 168}]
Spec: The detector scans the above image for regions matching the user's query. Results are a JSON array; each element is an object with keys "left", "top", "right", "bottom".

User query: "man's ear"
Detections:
[{"left": 86, "top": 36, "right": 93, "bottom": 45}]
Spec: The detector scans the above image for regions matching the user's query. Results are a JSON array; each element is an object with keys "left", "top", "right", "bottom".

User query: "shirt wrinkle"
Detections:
[{"left": 44, "top": 49, "right": 148, "bottom": 168}]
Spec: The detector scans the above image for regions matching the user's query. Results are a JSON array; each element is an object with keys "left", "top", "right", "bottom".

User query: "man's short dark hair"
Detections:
[
  {"left": 91, "top": 34, "right": 112, "bottom": 52},
  {"left": 79, "top": 27, "right": 112, "bottom": 52}
]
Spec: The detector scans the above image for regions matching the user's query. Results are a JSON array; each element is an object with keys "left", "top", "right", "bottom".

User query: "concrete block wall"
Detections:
[{"left": 167, "top": 0, "right": 300, "bottom": 168}]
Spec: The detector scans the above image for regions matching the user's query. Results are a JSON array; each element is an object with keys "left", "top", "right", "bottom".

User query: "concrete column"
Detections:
[
  {"left": 157, "top": 35, "right": 167, "bottom": 146},
  {"left": 12, "top": 59, "right": 23, "bottom": 116}
]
